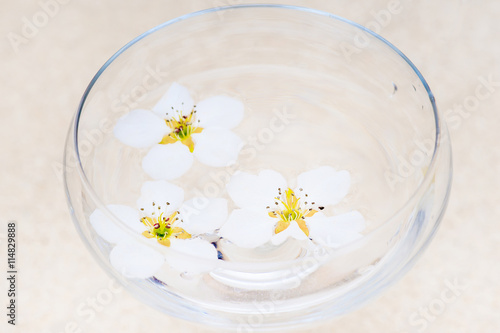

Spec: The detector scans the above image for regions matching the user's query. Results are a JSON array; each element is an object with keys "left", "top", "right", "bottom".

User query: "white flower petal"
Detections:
[
  {"left": 226, "top": 170, "right": 287, "bottom": 210},
  {"left": 113, "top": 109, "right": 168, "bottom": 148},
  {"left": 219, "top": 209, "right": 275, "bottom": 248},
  {"left": 196, "top": 95, "right": 244, "bottom": 129},
  {"left": 296, "top": 166, "right": 351, "bottom": 206},
  {"left": 142, "top": 143, "right": 194, "bottom": 180},
  {"left": 180, "top": 198, "right": 228, "bottom": 234},
  {"left": 271, "top": 221, "right": 309, "bottom": 246},
  {"left": 152, "top": 82, "right": 195, "bottom": 117},
  {"left": 192, "top": 128, "right": 243, "bottom": 167},
  {"left": 136, "top": 180, "right": 185, "bottom": 212},
  {"left": 90, "top": 205, "right": 140, "bottom": 244},
  {"left": 166, "top": 238, "right": 218, "bottom": 273},
  {"left": 308, "top": 211, "right": 366, "bottom": 248},
  {"left": 110, "top": 242, "right": 165, "bottom": 279},
  {"left": 108, "top": 204, "right": 145, "bottom": 234}
]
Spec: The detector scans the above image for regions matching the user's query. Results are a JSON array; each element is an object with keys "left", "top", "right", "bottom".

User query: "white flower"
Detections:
[
  {"left": 219, "top": 166, "right": 366, "bottom": 249},
  {"left": 113, "top": 82, "right": 245, "bottom": 180},
  {"left": 89, "top": 180, "right": 228, "bottom": 278}
]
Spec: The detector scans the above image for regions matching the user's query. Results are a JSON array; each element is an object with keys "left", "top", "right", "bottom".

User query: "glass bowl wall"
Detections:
[{"left": 64, "top": 5, "right": 452, "bottom": 331}]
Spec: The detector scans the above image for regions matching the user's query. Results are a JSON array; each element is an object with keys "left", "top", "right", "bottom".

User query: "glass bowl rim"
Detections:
[{"left": 68, "top": 4, "right": 442, "bottom": 266}]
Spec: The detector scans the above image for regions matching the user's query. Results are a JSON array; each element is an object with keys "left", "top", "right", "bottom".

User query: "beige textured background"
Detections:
[{"left": 1, "top": 1, "right": 499, "bottom": 332}]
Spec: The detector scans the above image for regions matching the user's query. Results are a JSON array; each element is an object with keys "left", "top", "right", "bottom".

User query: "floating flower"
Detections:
[
  {"left": 219, "top": 166, "right": 366, "bottom": 249},
  {"left": 113, "top": 82, "right": 245, "bottom": 180},
  {"left": 89, "top": 180, "right": 228, "bottom": 278}
]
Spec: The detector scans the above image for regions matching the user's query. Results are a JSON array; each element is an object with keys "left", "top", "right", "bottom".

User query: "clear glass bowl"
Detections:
[{"left": 64, "top": 4, "right": 452, "bottom": 331}]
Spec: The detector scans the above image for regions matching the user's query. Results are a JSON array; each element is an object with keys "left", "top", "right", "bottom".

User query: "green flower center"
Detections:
[
  {"left": 267, "top": 188, "right": 321, "bottom": 236},
  {"left": 140, "top": 203, "right": 191, "bottom": 247}
]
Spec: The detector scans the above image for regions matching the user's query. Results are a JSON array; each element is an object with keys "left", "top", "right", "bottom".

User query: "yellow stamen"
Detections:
[
  {"left": 268, "top": 188, "right": 320, "bottom": 237},
  {"left": 159, "top": 109, "right": 203, "bottom": 152},
  {"left": 140, "top": 209, "right": 191, "bottom": 247}
]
